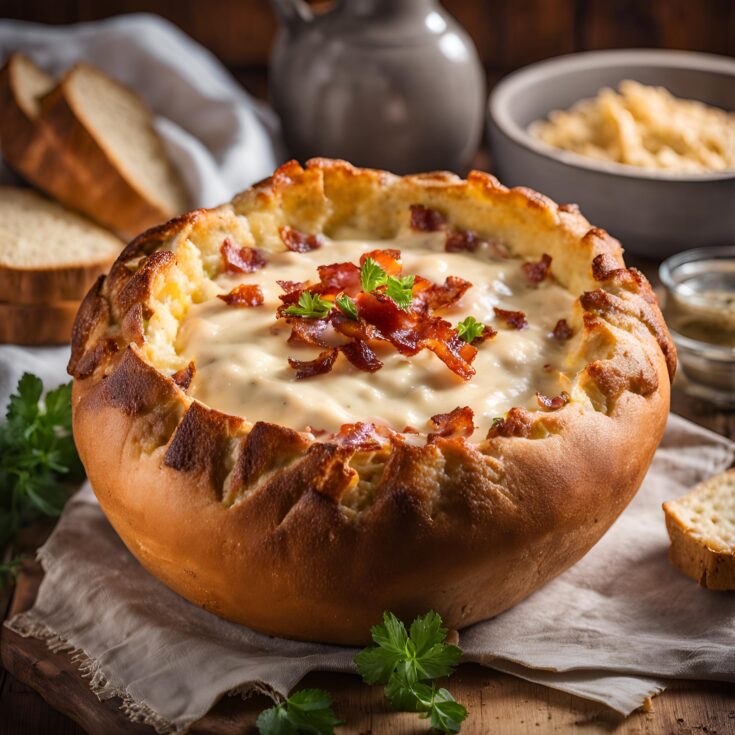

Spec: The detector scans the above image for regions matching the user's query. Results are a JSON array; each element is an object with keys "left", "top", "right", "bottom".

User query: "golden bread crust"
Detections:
[{"left": 70, "top": 159, "right": 675, "bottom": 644}]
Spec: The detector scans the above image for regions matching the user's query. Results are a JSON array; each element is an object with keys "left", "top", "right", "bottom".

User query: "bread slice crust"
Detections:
[
  {"left": 0, "top": 299, "right": 80, "bottom": 345},
  {"left": 663, "top": 470, "right": 735, "bottom": 590},
  {"left": 69, "top": 159, "right": 675, "bottom": 644}
]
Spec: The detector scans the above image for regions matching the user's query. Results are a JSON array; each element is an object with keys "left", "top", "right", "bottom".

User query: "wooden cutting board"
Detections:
[{"left": 2, "top": 553, "right": 734, "bottom": 735}]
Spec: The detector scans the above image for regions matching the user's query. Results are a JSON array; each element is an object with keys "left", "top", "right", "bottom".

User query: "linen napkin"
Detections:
[{"left": 5, "top": 414, "right": 734, "bottom": 733}]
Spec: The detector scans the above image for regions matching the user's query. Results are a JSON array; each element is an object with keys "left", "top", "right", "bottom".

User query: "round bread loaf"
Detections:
[{"left": 69, "top": 159, "right": 675, "bottom": 644}]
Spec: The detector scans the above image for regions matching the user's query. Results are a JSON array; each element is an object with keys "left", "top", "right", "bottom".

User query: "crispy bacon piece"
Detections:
[
  {"left": 315, "top": 262, "right": 362, "bottom": 296},
  {"left": 356, "top": 292, "right": 476, "bottom": 379},
  {"left": 445, "top": 230, "right": 480, "bottom": 253},
  {"left": 360, "top": 248, "right": 402, "bottom": 276},
  {"left": 413, "top": 275, "right": 472, "bottom": 312},
  {"left": 287, "top": 318, "right": 330, "bottom": 346},
  {"left": 171, "top": 361, "right": 196, "bottom": 391},
  {"left": 471, "top": 324, "right": 497, "bottom": 345},
  {"left": 288, "top": 348, "right": 338, "bottom": 380},
  {"left": 334, "top": 421, "right": 384, "bottom": 450},
  {"left": 552, "top": 318, "right": 573, "bottom": 340},
  {"left": 410, "top": 204, "right": 446, "bottom": 232},
  {"left": 279, "top": 226, "right": 322, "bottom": 253},
  {"left": 422, "top": 319, "right": 477, "bottom": 381},
  {"left": 522, "top": 253, "right": 552, "bottom": 284},
  {"left": 428, "top": 406, "right": 475, "bottom": 441},
  {"left": 536, "top": 391, "right": 570, "bottom": 411},
  {"left": 277, "top": 279, "right": 307, "bottom": 294},
  {"left": 221, "top": 237, "right": 266, "bottom": 273},
  {"left": 340, "top": 339, "right": 383, "bottom": 372},
  {"left": 486, "top": 408, "right": 534, "bottom": 439},
  {"left": 494, "top": 306, "right": 528, "bottom": 330},
  {"left": 217, "top": 284, "right": 264, "bottom": 307}
]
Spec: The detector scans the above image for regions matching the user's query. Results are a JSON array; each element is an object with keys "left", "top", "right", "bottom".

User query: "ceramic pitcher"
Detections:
[{"left": 269, "top": 0, "right": 485, "bottom": 174}]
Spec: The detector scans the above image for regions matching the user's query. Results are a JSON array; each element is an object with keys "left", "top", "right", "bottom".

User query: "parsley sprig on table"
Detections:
[
  {"left": 256, "top": 689, "right": 343, "bottom": 735},
  {"left": 355, "top": 611, "right": 467, "bottom": 733},
  {"left": 0, "top": 373, "right": 83, "bottom": 587}
]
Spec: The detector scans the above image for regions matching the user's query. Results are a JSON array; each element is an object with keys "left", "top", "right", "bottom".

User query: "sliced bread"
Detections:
[
  {"left": 0, "top": 299, "right": 80, "bottom": 345},
  {"left": 0, "top": 54, "right": 189, "bottom": 238},
  {"left": 0, "top": 187, "right": 122, "bottom": 304},
  {"left": 0, "top": 53, "right": 94, "bottom": 207},
  {"left": 38, "top": 62, "right": 189, "bottom": 236},
  {"left": 663, "top": 470, "right": 735, "bottom": 590}
]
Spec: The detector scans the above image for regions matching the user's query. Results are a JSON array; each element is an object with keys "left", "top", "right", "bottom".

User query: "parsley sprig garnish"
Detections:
[
  {"left": 385, "top": 274, "right": 415, "bottom": 310},
  {"left": 360, "top": 257, "right": 388, "bottom": 293},
  {"left": 355, "top": 611, "right": 467, "bottom": 733},
  {"left": 284, "top": 292, "right": 333, "bottom": 319},
  {"left": 256, "top": 689, "right": 342, "bottom": 735},
  {"left": 360, "top": 258, "right": 414, "bottom": 311},
  {"left": 0, "top": 374, "right": 83, "bottom": 588},
  {"left": 335, "top": 293, "right": 358, "bottom": 321},
  {"left": 456, "top": 316, "right": 486, "bottom": 344}
]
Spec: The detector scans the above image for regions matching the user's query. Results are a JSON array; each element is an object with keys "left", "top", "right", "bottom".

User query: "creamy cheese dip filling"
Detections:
[{"left": 175, "top": 233, "right": 575, "bottom": 436}]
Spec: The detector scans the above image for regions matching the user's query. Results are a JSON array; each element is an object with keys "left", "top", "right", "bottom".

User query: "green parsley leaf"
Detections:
[
  {"left": 0, "top": 374, "right": 83, "bottom": 557},
  {"left": 412, "top": 682, "right": 468, "bottom": 734},
  {"left": 284, "top": 292, "right": 333, "bottom": 319},
  {"left": 456, "top": 316, "right": 486, "bottom": 344},
  {"left": 385, "top": 275, "right": 415, "bottom": 310},
  {"left": 360, "top": 257, "right": 388, "bottom": 293},
  {"left": 256, "top": 689, "right": 342, "bottom": 735},
  {"left": 335, "top": 294, "right": 359, "bottom": 321}
]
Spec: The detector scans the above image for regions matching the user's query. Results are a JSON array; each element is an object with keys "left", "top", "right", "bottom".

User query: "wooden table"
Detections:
[{"left": 2, "top": 260, "right": 735, "bottom": 735}]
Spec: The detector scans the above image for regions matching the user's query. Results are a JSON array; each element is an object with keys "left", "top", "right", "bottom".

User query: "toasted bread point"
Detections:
[
  {"left": 0, "top": 187, "right": 122, "bottom": 304},
  {"left": 663, "top": 470, "right": 735, "bottom": 590}
]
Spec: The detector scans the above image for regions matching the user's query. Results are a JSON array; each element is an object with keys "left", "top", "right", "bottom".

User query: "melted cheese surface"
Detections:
[{"left": 176, "top": 233, "right": 575, "bottom": 436}]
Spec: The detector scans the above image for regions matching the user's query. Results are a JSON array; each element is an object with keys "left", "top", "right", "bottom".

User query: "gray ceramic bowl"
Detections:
[{"left": 488, "top": 49, "right": 735, "bottom": 258}]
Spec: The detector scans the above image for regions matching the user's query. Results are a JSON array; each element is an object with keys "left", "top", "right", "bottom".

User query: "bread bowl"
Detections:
[{"left": 69, "top": 159, "right": 675, "bottom": 644}]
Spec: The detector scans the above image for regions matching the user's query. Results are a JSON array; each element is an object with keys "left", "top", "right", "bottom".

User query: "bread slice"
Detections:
[
  {"left": 0, "top": 55, "right": 188, "bottom": 238},
  {"left": 0, "top": 187, "right": 122, "bottom": 304},
  {"left": 0, "top": 299, "right": 80, "bottom": 345},
  {"left": 38, "top": 62, "right": 189, "bottom": 237},
  {"left": 0, "top": 53, "right": 94, "bottom": 208},
  {"left": 663, "top": 470, "right": 735, "bottom": 590}
]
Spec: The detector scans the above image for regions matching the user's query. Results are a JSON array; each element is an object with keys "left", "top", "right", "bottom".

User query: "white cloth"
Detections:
[
  {"left": 2, "top": 14, "right": 735, "bottom": 734},
  {"left": 4, "top": 415, "right": 733, "bottom": 733},
  {"left": 0, "top": 13, "right": 285, "bottom": 207}
]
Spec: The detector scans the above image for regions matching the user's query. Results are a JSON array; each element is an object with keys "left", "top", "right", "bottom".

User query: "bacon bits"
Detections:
[
  {"left": 335, "top": 421, "right": 385, "bottom": 450},
  {"left": 221, "top": 237, "right": 266, "bottom": 273},
  {"left": 522, "top": 254, "right": 552, "bottom": 284},
  {"left": 288, "top": 349, "right": 339, "bottom": 380},
  {"left": 410, "top": 204, "right": 446, "bottom": 232},
  {"left": 316, "top": 262, "right": 362, "bottom": 296},
  {"left": 428, "top": 406, "right": 475, "bottom": 441},
  {"left": 445, "top": 230, "right": 479, "bottom": 253},
  {"left": 536, "top": 391, "right": 570, "bottom": 411},
  {"left": 287, "top": 318, "right": 330, "bottom": 346},
  {"left": 486, "top": 408, "right": 534, "bottom": 439},
  {"left": 340, "top": 339, "right": 383, "bottom": 372},
  {"left": 552, "top": 318, "right": 573, "bottom": 340},
  {"left": 171, "top": 361, "right": 196, "bottom": 391},
  {"left": 493, "top": 307, "right": 528, "bottom": 330},
  {"left": 277, "top": 279, "right": 307, "bottom": 294},
  {"left": 414, "top": 275, "right": 472, "bottom": 312},
  {"left": 279, "top": 226, "right": 323, "bottom": 253},
  {"left": 217, "top": 284, "right": 264, "bottom": 307}
]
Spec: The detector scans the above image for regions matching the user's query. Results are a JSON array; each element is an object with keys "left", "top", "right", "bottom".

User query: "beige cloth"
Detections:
[{"left": 6, "top": 414, "right": 735, "bottom": 733}]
